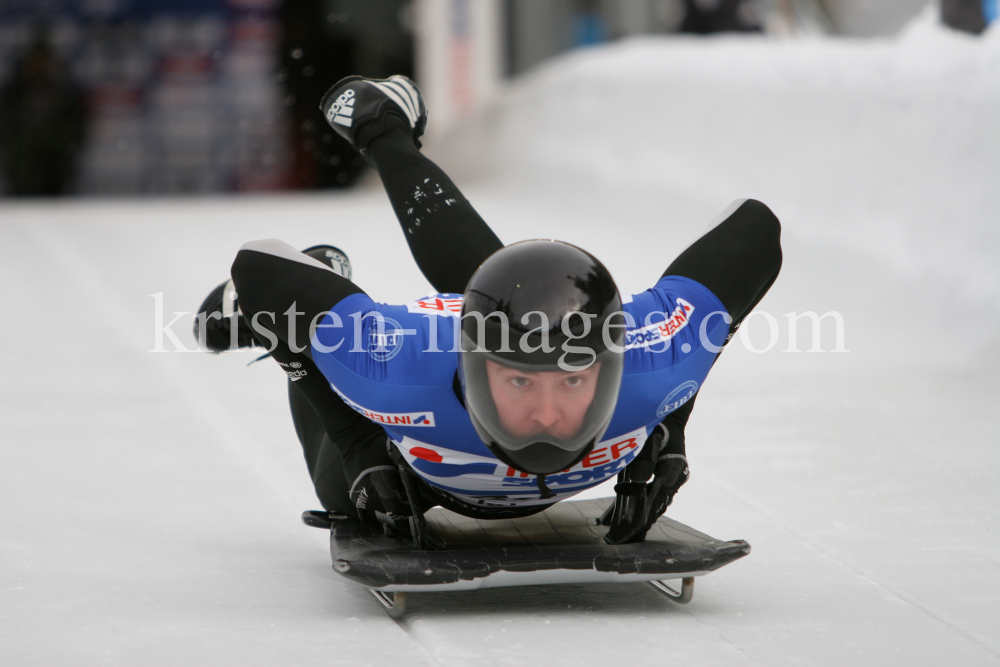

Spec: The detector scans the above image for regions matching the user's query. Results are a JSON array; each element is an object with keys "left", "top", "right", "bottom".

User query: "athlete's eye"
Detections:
[
  {"left": 510, "top": 376, "right": 529, "bottom": 388},
  {"left": 565, "top": 376, "right": 583, "bottom": 387}
]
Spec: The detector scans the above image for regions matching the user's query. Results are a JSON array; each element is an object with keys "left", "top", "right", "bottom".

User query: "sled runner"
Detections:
[{"left": 303, "top": 497, "right": 749, "bottom": 618}]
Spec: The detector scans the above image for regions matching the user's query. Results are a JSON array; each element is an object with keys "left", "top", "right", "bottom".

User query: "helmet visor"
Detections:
[
  {"left": 483, "top": 359, "right": 603, "bottom": 449},
  {"left": 463, "top": 343, "right": 624, "bottom": 468}
]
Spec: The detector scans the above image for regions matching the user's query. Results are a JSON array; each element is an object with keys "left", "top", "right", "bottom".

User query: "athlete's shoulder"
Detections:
[
  {"left": 312, "top": 292, "right": 463, "bottom": 387},
  {"left": 622, "top": 276, "right": 726, "bottom": 353},
  {"left": 607, "top": 276, "right": 728, "bottom": 432},
  {"left": 625, "top": 275, "right": 725, "bottom": 320}
]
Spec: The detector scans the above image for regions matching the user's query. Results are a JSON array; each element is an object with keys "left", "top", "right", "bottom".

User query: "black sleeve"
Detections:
[
  {"left": 230, "top": 239, "right": 386, "bottom": 515},
  {"left": 230, "top": 239, "right": 364, "bottom": 358},
  {"left": 664, "top": 198, "right": 782, "bottom": 328},
  {"left": 656, "top": 199, "right": 782, "bottom": 437}
]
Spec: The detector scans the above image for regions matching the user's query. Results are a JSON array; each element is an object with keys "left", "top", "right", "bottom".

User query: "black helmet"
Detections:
[{"left": 460, "top": 240, "right": 625, "bottom": 476}]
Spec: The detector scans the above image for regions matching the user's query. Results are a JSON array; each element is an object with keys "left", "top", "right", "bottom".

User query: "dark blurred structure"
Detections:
[
  {"left": 941, "top": 0, "right": 991, "bottom": 33},
  {"left": 573, "top": 0, "right": 608, "bottom": 46},
  {"left": 505, "top": 0, "right": 761, "bottom": 77},
  {"left": 1, "top": 0, "right": 988, "bottom": 197},
  {"left": 0, "top": 0, "right": 416, "bottom": 195},
  {"left": 0, "top": 27, "right": 86, "bottom": 195},
  {"left": 0, "top": 3, "right": 271, "bottom": 194},
  {"left": 0, "top": 0, "right": 295, "bottom": 195},
  {"left": 279, "top": 0, "right": 413, "bottom": 189},
  {"left": 678, "top": 0, "right": 761, "bottom": 34}
]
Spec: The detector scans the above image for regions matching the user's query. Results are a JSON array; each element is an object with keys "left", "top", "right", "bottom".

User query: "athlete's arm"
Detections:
[
  {"left": 607, "top": 200, "right": 781, "bottom": 543},
  {"left": 665, "top": 198, "right": 782, "bottom": 335},
  {"left": 231, "top": 239, "right": 412, "bottom": 519}
]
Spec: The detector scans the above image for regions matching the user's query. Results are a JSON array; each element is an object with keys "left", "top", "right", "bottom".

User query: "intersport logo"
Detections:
[
  {"left": 625, "top": 299, "right": 694, "bottom": 350},
  {"left": 331, "top": 383, "right": 436, "bottom": 427}
]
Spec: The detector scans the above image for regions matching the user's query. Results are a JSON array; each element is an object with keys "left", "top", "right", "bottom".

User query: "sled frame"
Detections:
[
  {"left": 368, "top": 589, "right": 407, "bottom": 618},
  {"left": 649, "top": 577, "right": 695, "bottom": 604}
]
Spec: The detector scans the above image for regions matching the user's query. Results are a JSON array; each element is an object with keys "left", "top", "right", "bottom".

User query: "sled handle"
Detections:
[
  {"left": 369, "top": 589, "right": 407, "bottom": 618},
  {"left": 649, "top": 577, "right": 695, "bottom": 604}
]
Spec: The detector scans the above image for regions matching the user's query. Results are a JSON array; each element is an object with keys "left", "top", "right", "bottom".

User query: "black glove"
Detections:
[
  {"left": 645, "top": 432, "right": 689, "bottom": 530},
  {"left": 345, "top": 439, "right": 446, "bottom": 550},
  {"left": 603, "top": 423, "right": 689, "bottom": 544},
  {"left": 344, "top": 436, "right": 412, "bottom": 518}
]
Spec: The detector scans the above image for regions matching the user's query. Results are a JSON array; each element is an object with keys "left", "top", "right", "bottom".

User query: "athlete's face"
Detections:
[{"left": 485, "top": 360, "right": 602, "bottom": 440}]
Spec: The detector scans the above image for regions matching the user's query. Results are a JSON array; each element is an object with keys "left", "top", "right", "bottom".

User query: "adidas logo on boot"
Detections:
[
  {"left": 326, "top": 88, "right": 356, "bottom": 128},
  {"left": 319, "top": 75, "right": 427, "bottom": 155}
]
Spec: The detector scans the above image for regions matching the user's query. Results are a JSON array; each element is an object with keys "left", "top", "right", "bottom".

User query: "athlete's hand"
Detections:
[
  {"left": 343, "top": 436, "right": 412, "bottom": 517},
  {"left": 645, "top": 432, "right": 689, "bottom": 529},
  {"left": 604, "top": 424, "right": 689, "bottom": 544}
]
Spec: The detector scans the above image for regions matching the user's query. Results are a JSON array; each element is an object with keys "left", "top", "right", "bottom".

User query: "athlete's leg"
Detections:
[
  {"left": 321, "top": 75, "right": 502, "bottom": 294},
  {"left": 195, "top": 245, "right": 352, "bottom": 354},
  {"left": 364, "top": 115, "right": 503, "bottom": 294}
]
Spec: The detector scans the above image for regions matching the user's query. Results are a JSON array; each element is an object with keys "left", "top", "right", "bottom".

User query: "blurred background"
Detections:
[
  {"left": 0, "top": 0, "right": 993, "bottom": 197},
  {"left": 1, "top": 2, "right": 998, "bottom": 662}
]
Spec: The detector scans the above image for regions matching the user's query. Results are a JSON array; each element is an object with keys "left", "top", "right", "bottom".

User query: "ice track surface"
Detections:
[{"left": 2, "top": 10, "right": 998, "bottom": 666}]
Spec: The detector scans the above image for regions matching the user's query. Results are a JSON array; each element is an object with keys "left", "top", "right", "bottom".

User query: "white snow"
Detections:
[{"left": 2, "top": 10, "right": 999, "bottom": 666}]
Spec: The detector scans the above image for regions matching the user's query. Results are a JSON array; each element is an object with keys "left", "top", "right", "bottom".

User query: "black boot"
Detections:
[{"left": 319, "top": 75, "right": 427, "bottom": 156}]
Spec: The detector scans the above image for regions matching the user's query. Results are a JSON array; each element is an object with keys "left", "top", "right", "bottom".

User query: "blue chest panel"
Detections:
[
  {"left": 311, "top": 293, "right": 489, "bottom": 454},
  {"left": 311, "top": 279, "right": 728, "bottom": 507}
]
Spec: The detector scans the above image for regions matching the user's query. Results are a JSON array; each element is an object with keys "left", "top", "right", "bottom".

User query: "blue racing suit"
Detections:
[
  {"left": 220, "top": 114, "right": 781, "bottom": 523},
  {"left": 310, "top": 277, "right": 728, "bottom": 509}
]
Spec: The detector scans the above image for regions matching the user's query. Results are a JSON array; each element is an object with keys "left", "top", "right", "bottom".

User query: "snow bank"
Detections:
[{"left": 435, "top": 7, "right": 999, "bottom": 308}]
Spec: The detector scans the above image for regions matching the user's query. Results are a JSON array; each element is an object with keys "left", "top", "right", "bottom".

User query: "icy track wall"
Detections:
[{"left": 437, "top": 9, "right": 1000, "bottom": 314}]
